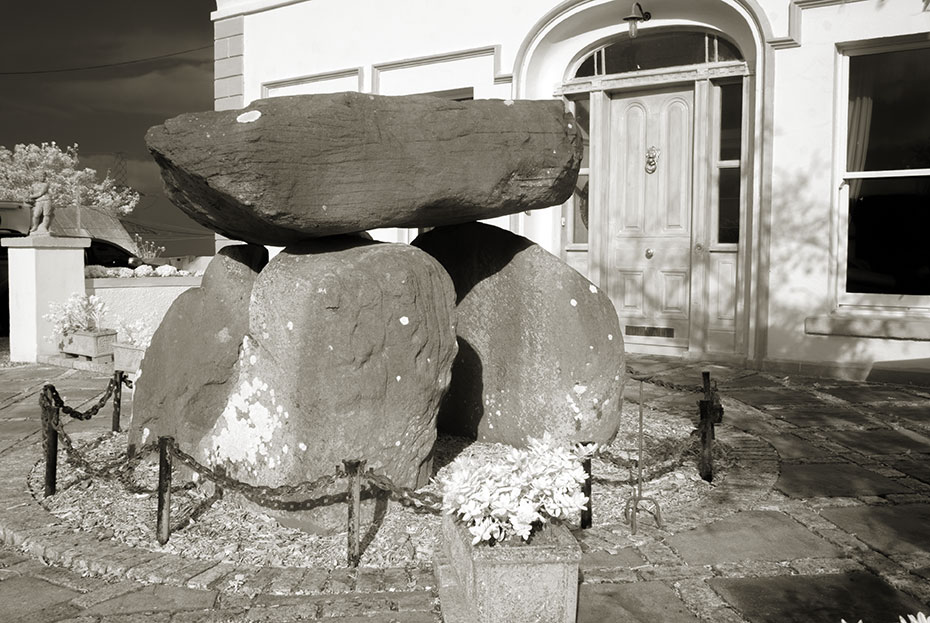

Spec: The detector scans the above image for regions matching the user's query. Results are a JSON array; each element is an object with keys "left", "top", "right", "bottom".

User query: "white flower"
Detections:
[
  {"left": 441, "top": 434, "right": 590, "bottom": 544},
  {"left": 133, "top": 264, "right": 155, "bottom": 278},
  {"left": 154, "top": 264, "right": 179, "bottom": 277}
]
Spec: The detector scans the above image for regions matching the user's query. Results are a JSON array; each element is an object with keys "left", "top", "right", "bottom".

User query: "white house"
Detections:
[{"left": 210, "top": 0, "right": 930, "bottom": 383}]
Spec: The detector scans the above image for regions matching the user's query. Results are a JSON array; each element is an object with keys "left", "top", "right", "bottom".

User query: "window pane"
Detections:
[
  {"left": 848, "top": 48, "right": 930, "bottom": 172},
  {"left": 604, "top": 32, "right": 707, "bottom": 74},
  {"left": 573, "top": 99, "right": 591, "bottom": 170},
  {"left": 719, "top": 82, "right": 742, "bottom": 161},
  {"left": 846, "top": 176, "right": 930, "bottom": 295},
  {"left": 573, "top": 174, "right": 589, "bottom": 244},
  {"left": 718, "top": 168, "right": 740, "bottom": 244},
  {"left": 576, "top": 54, "right": 596, "bottom": 78},
  {"left": 716, "top": 37, "right": 742, "bottom": 62}
]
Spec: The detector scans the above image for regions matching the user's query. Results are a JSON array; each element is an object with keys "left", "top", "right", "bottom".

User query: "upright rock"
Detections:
[
  {"left": 204, "top": 237, "right": 457, "bottom": 531},
  {"left": 129, "top": 244, "right": 268, "bottom": 453},
  {"left": 146, "top": 92, "right": 582, "bottom": 245},
  {"left": 413, "top": 223, "right": 624, "bottom": 447}
]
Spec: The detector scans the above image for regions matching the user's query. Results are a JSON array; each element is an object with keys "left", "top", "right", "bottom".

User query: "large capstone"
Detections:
[
  {"left": 204, "top": 237, "right": 457, "bottom": 531},
  {"left": 413, "top": 223, "right": 625, "bottom": 447},
  {"left": 129, "top": 244, "right": 268, "bottom": 453},
  {"left": 145, "top": 92, "right": 582, "bottom": 245}
]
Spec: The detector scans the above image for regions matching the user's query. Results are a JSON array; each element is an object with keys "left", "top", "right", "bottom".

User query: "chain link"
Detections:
[
  {"left": 363, "top": 471, "right": 442, "bottom": 515},
  {"left": 43, "top": 375, "right": 130, "bottom": 422},
  {"left": 626, "top": 365, "right": 705, "bottom": 394}
]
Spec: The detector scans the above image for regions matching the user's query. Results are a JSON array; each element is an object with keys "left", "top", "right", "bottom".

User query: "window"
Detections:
[
  {"left": 842, "top": 46, "right": 930, "bottom": 299},
  {"left": 574, "top": 31, "right": 742, "bottom": 79},
  {"left": 715, "top": 81, "right": 743, "bottom": 245}
]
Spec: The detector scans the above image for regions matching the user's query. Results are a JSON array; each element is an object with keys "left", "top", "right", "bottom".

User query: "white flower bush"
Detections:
[
  {"left": 115, "top": 316, "right": 155, "bottom": 349},
  {"left": 842, "top": 613, "right": 928, "bottom": 623},
  {"left": 441, "top": 433, "right": 594, "bottom": 545},
  {"left": 84, "top": 264, "right": 191, "bottom": 279},
  {"left": 44, "top": 293, "right": 109, "bottom": 342}
]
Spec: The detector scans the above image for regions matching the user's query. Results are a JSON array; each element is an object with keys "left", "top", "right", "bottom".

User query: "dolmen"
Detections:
[{"left": 132, "top": 92, "right": 625, "bottom": 533}]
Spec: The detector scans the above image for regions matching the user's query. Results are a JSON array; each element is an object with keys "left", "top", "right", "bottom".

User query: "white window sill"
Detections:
[{"left": 805, "top": 315, "right": 930, "bottom": 341}]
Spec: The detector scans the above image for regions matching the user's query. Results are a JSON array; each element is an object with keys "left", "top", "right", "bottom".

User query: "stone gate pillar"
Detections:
[{"left": 3, "top": 234, "right": 90, "bottom": 362}]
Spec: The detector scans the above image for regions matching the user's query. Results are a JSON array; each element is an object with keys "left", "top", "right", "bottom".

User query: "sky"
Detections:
[{"left": 0, "top": 1, "right": 217, "bottom": 256}]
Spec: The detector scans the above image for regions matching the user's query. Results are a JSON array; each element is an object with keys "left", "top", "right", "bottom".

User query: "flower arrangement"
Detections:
[
  {"left": 843, "top": 615, "right": 928, "bottom": 623},
  {"left": 132, "top": 233, "right": 165, "bottom": 260},
  {"left": 115, "top": 316, "right": 155, "bottom": 350},
  {"left": 44, "top": 293, "right": 109, "bottom": 342},
  {"left": 441, "top": 433, "right": 594, "bottom": 545},
  {"left": 84, "top": 264, "right": 192, "bottom": 279}
]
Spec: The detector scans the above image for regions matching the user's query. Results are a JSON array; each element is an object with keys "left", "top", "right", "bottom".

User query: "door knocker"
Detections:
[{"left": 645, "top": 146, "right": 660, "bottom": 174}]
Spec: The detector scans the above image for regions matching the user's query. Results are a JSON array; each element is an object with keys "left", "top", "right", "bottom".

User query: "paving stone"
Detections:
[
  {"left": 711, "top": 571, "right": 930, "bottom": 623},
  {"left": 85, "top": 583, "right": 217, "bottom": 615},
  {"left": 821, "top": 503, "right": 930, "bottom": 557},
  {"left": 667, "top": 511, "right": 840, "bottom": 566},
  {"left": 821, "top": 386, "right": 922, "bottom": 404},
  {"left": 827, "top": 429, "right": 930, "bottom": 455},
  {"left": 768, "top": 406, "right": 866, "bottom": 428},
  {"left": 0, "top": 575, "right": 81, "bottom": 619},
  {"left": 776, "top": 463, "right": 912, "bottom": 498},
  {"left": 725, "top": 389, "right": 822, "bottom": 409},
  {"left": 887, "top": 459, "right": 930, "bottom": 485},
  {"left": 577, "top": 580, "right": 702, "bottom": 623},
  {"left": 264, "top": 566, "right": 310, "bottom": 595},
  {"left": 756, "top": 433, "right": 833, "bottom": 459},
  {"left": 889, "top": 406, "right": 930, "bottom": 430},
  {"left": 581, "top": 547, "right": 644, "bottom": 570},
  {"left": 70, "top": 580, "right": 143, "bottom": 609},
  {"left": 580, "top": 567, "right": 639, "bottom": 583}
]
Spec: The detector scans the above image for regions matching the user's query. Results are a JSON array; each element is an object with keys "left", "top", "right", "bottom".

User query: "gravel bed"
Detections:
[{"left": 31, "top": 398, "right": 732, "bottom": 569}]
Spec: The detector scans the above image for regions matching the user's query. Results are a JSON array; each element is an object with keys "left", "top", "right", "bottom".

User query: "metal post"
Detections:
[
  {"left": 343, "top": 459, "right": 365, "bottom": 567},
  {"left": 40, "top": 389, "right": 58, "bottom": 498},
  {"left": 111, "top": 371, "right": 122, "bottom": 433},
  {"left": 580, "top": 443, "right": 593, "bottom": 529},
  {"left": 698, "top": 371, "right": 714, "bottom": 482},
  {"left": 156, "top": 436, "right": 173, "bottom": 545}
]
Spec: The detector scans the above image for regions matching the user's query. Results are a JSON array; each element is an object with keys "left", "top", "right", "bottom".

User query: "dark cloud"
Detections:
[{"left": 0, "top": 0, "right": 217, "bottom": 255}]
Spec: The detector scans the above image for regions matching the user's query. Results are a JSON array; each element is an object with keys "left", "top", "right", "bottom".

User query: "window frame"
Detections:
[{"left": 834, "top": 37, "right": 930, "bottom": 312}]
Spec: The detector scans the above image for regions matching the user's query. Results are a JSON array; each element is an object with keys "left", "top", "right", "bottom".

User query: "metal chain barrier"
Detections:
[
  {"left": 42, "top": 375, "right": 132, "bottom": 422},
  {"left": 626, "top": 365, "right": 705, "bottom": 394},
  {"left": 363, "top": 471, "right": 442, "bottom": 515}
]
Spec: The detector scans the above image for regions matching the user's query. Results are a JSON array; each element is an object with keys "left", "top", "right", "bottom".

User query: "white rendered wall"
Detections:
[
  {"left": 84, "top": 277, "right": 202, "bottom": 337},
  {"left": 765, "top": 1, "right": 930, "bottom": 376}
]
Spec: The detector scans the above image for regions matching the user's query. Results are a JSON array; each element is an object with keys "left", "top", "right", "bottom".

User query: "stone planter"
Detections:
[
  {"left": 439, "top": 513, "right": 581, "bottom": 623},
  {"left": 112, "top": 342, "right": 145, "bottom": 373},
  {"left": 60, "top": 330, "right": 117, "bottom": 361}
]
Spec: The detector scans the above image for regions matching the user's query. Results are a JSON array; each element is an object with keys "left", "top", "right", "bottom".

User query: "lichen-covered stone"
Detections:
[
  {"left": 128, "top": 244, "right": 268, "bottom": 453},
  {"left": 145, "top": 92, "right": 582, "bottom": 245},
  {"left": 413, "top": 223, "right": 624, "bottom": 447},
  {"left": 205, "top": 236, "right": 457, "bottom": 531}
]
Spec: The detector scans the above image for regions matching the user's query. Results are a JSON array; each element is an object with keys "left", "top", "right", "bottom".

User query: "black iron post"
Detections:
[
  {"left": 580, "top": 442, "right": 593, "bottom": 529},
  {"left": 111, "top": 371, "right": 123, "bottom": 432},
  {"left": 156, "top": 436, "right": 174, "bottom": 545},
  {"left": 343, "top": 459, "right": 365, "bottom": 567},
  {"left": 40, "top": 388, "right": 58, "bottom": 498}
]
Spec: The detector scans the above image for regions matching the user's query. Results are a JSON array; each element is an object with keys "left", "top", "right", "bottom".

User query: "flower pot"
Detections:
[
  {"left": 60, "top": 330, "right": 117, "bottom": 361},
  {"left": 440, "top": 513, "right": 581, "bottom": 623},
  {"left": 112, "top": 341, "right": 145, "bottom": 373}
]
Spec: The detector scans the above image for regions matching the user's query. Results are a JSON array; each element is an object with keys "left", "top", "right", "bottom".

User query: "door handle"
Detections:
[
  {"left": 645, "top": 248, "right": 655, "bottom": 259},
  {"left": 645, "top": 146, "right": 660, "bottom": 174}
]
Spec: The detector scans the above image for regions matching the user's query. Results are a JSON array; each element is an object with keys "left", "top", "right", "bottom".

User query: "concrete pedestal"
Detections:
[{"left": 3, "top": 234, "right": 91, "bottom": 362}]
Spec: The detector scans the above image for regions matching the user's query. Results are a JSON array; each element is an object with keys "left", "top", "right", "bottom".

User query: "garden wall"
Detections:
[{"left": 85, "top": 276, "right": 201, "bottom": 332}]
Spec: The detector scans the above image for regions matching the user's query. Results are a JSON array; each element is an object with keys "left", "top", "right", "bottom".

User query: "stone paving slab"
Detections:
[
  {"left": 0, "top": 574, "right": 82, "bottom": 619},
  {"left": 708, "top": 571, "right": 930, "bottom": 623},
  {"left": 755, "top": 432, "right": 833, "bottom": 459},
  {"left": 828, "top": 429, "right": 930, "bottom": 455},
  {"left": 766, "top": 406, "right": 868, "bottom": 429},
  {"left": 723, "top": 389, "right": 823, "bottom": 409},
  {"left": 667, "top": 511, "right": 840, "bottom": 566},
  {"left": 578, "top": 581, "right": 702, "bottom": 623},
  {"left": 84, "top": 583, "right": 218, "bottom": 615},
  {"left": 822, "top": 385, "right": 925, "bottom": 404},
  {"left": 776, "top": 463, "right": 913, "bottom": 498},
  {"left": 821, "top": 504, "right": 930, "bottom": 557},
  {"left": 887, "top": 459, "right": 930, "bottom": 485}
]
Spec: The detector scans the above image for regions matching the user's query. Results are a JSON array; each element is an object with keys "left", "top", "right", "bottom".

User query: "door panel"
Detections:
[{"left": 607, "top": 87, "right": 694, "bottom": 348}]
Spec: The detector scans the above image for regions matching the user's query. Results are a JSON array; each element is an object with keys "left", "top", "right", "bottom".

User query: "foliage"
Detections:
[
  {"left": 43, "top": 293, "right": 109, "bottom": 341},
  {"left": 132, "top": 233, "right": 165, "bottom": 259},
  {"left": 115, "top": 316, "right": 155, "bottom": 349},
  {"left": 441, "top": 433, "right": 594, "bottom": 545},
  {"left": 0, "top": 142, "right": 139, "bottom": 217},
  {"left": 842, "top": 613, "right": 928, "bottom": 623},
  {"left": 84, "top": 264, "right": 190, "bottom": 278}
]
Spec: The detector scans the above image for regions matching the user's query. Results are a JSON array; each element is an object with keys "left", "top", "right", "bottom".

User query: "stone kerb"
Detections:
[{"left": 3, "top": 234, "right": 91, "bottom": 362}]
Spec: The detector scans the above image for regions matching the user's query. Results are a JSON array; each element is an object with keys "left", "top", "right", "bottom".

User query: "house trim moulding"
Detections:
[
  {"left": 212, "top": 0, "right": 308, "bottom": 21},
  {"left": 261, "top": 67, "right": 365, "bottom": 98},
  {"left": 805, "top": 314, "right": 930, "bottom": 342},
  {"left": 371, "top": 45, "right": 513, "bottom": 94},
  {"left": 768, "top": 0, "right": 872, "bottom": 50}
]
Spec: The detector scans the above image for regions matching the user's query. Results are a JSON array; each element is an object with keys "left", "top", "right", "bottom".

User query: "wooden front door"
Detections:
[{"left": 606, "top": 86, "right": 694, "bottom": 349}]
